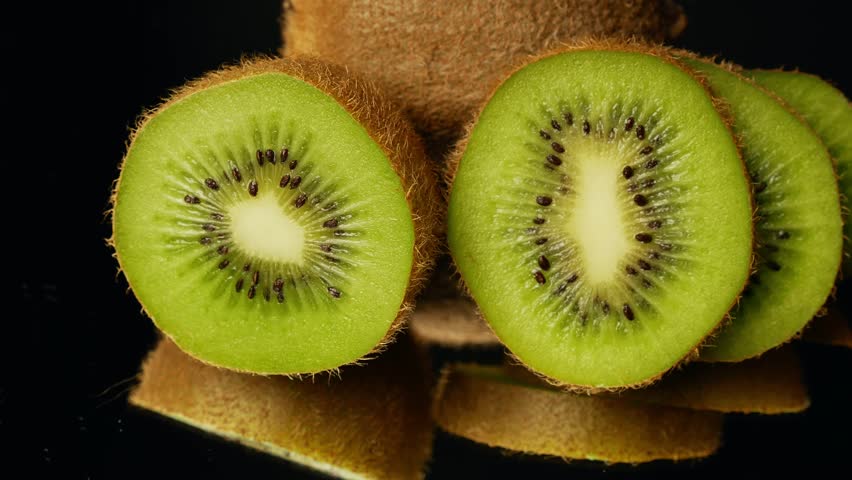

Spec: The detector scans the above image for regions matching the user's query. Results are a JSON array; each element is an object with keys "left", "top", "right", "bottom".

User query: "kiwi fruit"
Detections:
[
  {"left": 619, "top": 347, "right": 809, "bottom": 414},
  {"left": 680, "top": 58, "right": 843, "bottom": 362},
  {"left": 282, "top": 0, "right": 687, "bottom": 141},
  {"left": 434, "top": 363, "right": 723, "bottom": 463},
  {"left": 409, "top": 298, "right": 500, "bottom": 348},
  {"left": 131, "top": 338, "right": 433, "bottom": 480},
  {"left": 110, "top": 57, "right": 442, "bottom": 374},
  {"left": 747, "top": 69, "right": 852, "bottom": 272},
  {"left": 446, "top": 43, "right": 754, "bottom": 390}
]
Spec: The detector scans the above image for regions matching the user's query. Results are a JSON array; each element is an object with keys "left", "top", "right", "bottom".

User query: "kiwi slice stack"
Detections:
[{"left": 111, "top": 57, "right": 442, "bottom": 375}]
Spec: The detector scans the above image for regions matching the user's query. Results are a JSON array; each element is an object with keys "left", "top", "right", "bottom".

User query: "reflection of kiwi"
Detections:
[
  {"left": 110, "top": 57, "right": 442, "bottom": 374},
  {"left": 446, "top": 43, "right": 753, "bottom": 390},
  {"left": 747, "top": 70, "right": 852, "bottom": 273},
  {"left": 131, "top": 338, "right": 433, "bottom": 479},
  {"left": 803, "top": 309, "right": 852, "bottom": 348},
  {"left": 682, "top": 59, "right": 843, "bottom": 363},
  {"left": 434, "top": 364, "right": 723, "bottom": 463},
  {"left": 620, "top": 347, "right": 809, "bottom": 414},
  {"left": 283, "top": 0, "right": 687, "bottom": 140}
]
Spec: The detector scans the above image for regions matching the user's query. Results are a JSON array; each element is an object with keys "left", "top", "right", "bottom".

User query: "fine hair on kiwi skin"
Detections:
[
  {"left": 109, "top": 56, "right": 443, "bottom": 375},
  {"left": 445, "top": 38, "right": 755, "bottom": 392},
  {"left": 283, "top": 0, "right": 687, "bottom": 142},
  {"left": 675, "top": 54, "right": 843, "bottom": 363},
  {"left": 131, "top": 337, "right": 434, "bottom": 480}
]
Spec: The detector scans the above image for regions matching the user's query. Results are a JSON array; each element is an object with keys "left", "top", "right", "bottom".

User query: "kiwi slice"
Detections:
[
  {"left": 111, "top": 58, "right": 441, "bottom": 374},
  {"left": 283, "top": 0, "right": 687, "bottom": 140},
  {"left": 747, "top": 69, "right": 852, "bottom": 272},
  {"left": 434, "top": 364, "right": 723, "bottom": 463},
  {"left": 681, "top": 59, "right": 843, "bottom": 362},
  {"left": 409, "top": 298, "right": 500, "bottom": 348},
  {"left": 446, "top": 44, "right": 754, "bottom": 390},
  {"left": 131, "top": 338, "right": 433, "bottom": 480}
]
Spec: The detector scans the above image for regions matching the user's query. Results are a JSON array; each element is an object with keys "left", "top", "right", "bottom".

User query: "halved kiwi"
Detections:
[
  {"left": 681, "top": 58, "right": 843, "bottom": 362},
  {"left": 747, "top": 69, "right": 852, "bottom": 273},
  {"left": 283, "top": 0, "right": 687, "bottom": 140},
  {"left": 434, "top": 363, "right": 723, "bottom": 463},
  {"left": 131, "top": 338, "right": 433, "bottom": 480},
  {"left": 110, "top": 57, "right": 442, "bottom": 374},
  {"left": 446, "top": 43, "right": 753, "bottom": 390}
]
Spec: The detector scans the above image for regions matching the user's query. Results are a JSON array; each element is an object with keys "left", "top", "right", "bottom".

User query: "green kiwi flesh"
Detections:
[
  {"left": 113, "top": 69, "right": 417, "bottom": 374},
  {"left": 684, "top": 59, "right": 843, "bottom": 362},
  {"left": 447, "top": 48, "right": 753, "bottom": 389},
  {"left": 747, "top": 69, "right": 852, "bottom": 273}
]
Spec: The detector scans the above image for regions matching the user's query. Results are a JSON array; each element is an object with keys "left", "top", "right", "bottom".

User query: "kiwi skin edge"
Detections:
[
  {"left": 283, "top": 0, "right": 687, "bottom": 142},
  {"left": 108, "top": 56, "right": 444, "bottom": 374},
  {"left": 444, "top": 39, "right": 754, "bottom": 394}
]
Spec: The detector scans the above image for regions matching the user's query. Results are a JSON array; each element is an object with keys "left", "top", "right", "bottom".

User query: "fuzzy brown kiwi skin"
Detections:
[
  {"left": 282, "top": 0, "right": 687, "bottom": 143},
  {"left": 444, "top": 39, "right": 755, "bottom": 393},
  {"left": 108, "top": 56, "right": 444, "bottom": 375}
]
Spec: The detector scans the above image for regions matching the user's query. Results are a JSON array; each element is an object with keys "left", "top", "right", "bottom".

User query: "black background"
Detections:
[{"left": 6, "top": 1, "right": 851, "bottom": 478}]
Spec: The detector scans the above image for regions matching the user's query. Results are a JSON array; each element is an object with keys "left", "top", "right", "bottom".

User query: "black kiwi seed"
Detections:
[
  {"left": 265, "top": 149, "right": 275, "bottom": 163},
  {"left": 184, "top": 195, "right": 200, "bottom": 204},
  {"left": 636, "top": 125, "right": 646, "bottom": 140},
  {"left": 323, "top": 218, "right": 340, "bottom": 228},
  {"left": 625, "top": 117, "right": 635, "bottom": 131},
  {"left": 243, "top": 263, "right": 251, "bottom": 272},
  {"left": 320, "top": 244, "right": 332, "bottom": 252},
  {"left": 211, "top": 213, "right": 224, "bottom": 220},
  {"left": 648, "top": 219, "right": 662, "bottom": 229},
  {"left": 235, "top": 279, "right": 244, "bottom": 292},
  {"left": 649, "top": 251, "right": 660, "bottom": 259},
  {"left": 199, "top": 237, "right": 211, "bottom": 245},
  {"left": 626, "top": 265, "right": 638, "bottom": 275},
  {"left": 232, "top": 167, "right": 242, "bottom": 182},
  {"left": 256, "top": 150, "right": 264, "bottom": 165},
  {"left": 622, "top": 165, "right": 634, "bottom": 179},
  {"left": 601, "top": 301, "right": 610, "bottom": 315},
  {"left": 202, "top": 223, "right": 215, "bottom": 231},
  {"left": 217, "top": 245, "right": 228, "bottom": 255},
  {"left": 538, "top": 255, "right": 551, "bottom": 270},
  {"left": 280, "top": 174, "right": 291, "bottom": 188},
  {"left": 534, "top": 271, "right": 546, "bottom": 284},
  {"left": 551, "top": 142, "right": 565, "bottom": 153},
  {"left": 294, "top": 193, "right": 307, "bottom": 208},
  {"left": 564, "top": 113, "right": 574, "bottom": 126},
  {"left": 622, "top": 304, "right": 635, "bottom": 321},
  {"left": 536, "top": 196, "right": 553, "bottom": 206},
  {"left": 273, "top": 278, "right": 284, "bottom": 292},
  {"left": 281, "top": 148, "right": 289, "bottom": 162},
  {"left": 633, "top": 194, "right": 648, "bottom": 206},
  {"left": 205, "top": 178, "right": 219, "bottom": 190},
  {"left": 277, "top": 291, "right": 285, "bottom": 303},
  {"left": 582, "top": 121, "right": 590, "bottom": 135},
  {"left": 535, "top": 238, "right": 548, "bottom": 245},
  {"left": 566, "top": 273, "right": 579, "bottom": 283},
  {"left": 290, "top": 176, "right": 302, "bottom": 189},
  {"left": 540, "top": 130, "right": 551, "bottom": 140},
  {"left": 635, "top": 233, "right": 653, "bottom": 243},
  {"left": 776, "top": 230, "right": 790, "bottom": 240},
  {"left": 248, "top": 180, "right": 258, "bottom": 196},
  {"left": 551, "top": 119, "right": 561, "bottom": 131},
  {"left": 638, "top": 259, "right": 652, "bottom": 270},
  {"left": 645, "top": 159, "right": 659, "bottom": 169},
  {"left": 640, "top": 146, "right": 653, "bottom": 155},
  {"left": 642, "top": 278, "right": 653, "bottom": 288},
  {"left": 247, "top": 285, "right": 256, "bottom": 299},
  {"left": 546, "top": 154, "right": 562, "bottom": 166},
  {"left": 327, "top": 286, "right": 342, "bottom": 298},
  {"left": 555, "top": 282, "right": 568, "bottom": 294},
  {"left": 289, "top": 159, "right": 298, "bottom": 170},
  {"left": 767, "top": 261, "right": 782, "bottom": 271},
  {"left": 218, "top": 259, "right": 230, "bottom": 269},
  {"left": 533, "top": 217, "right": 546, "bottom": 225}
]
